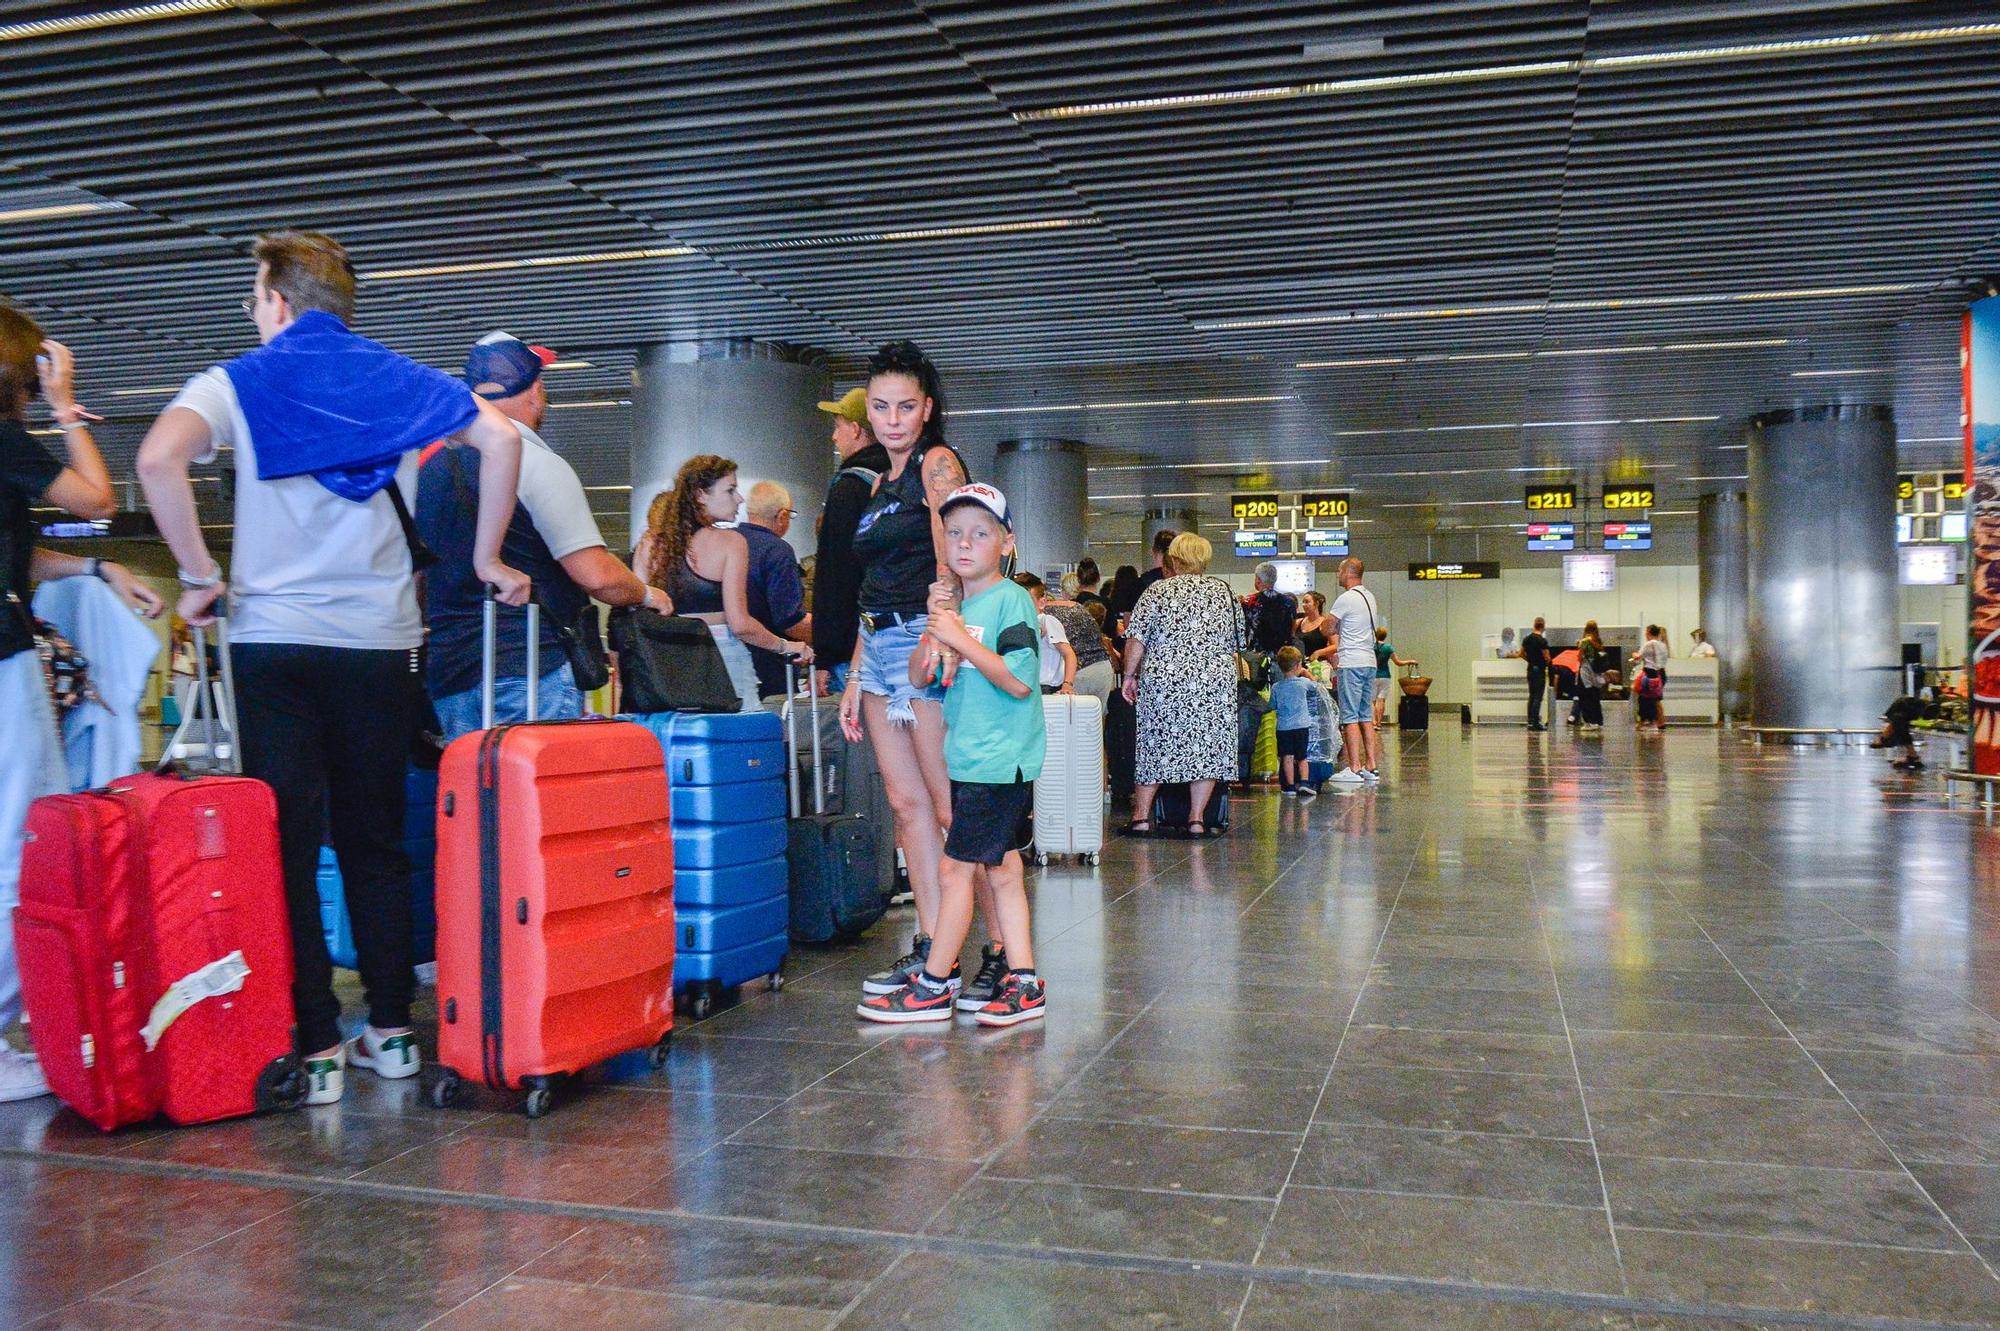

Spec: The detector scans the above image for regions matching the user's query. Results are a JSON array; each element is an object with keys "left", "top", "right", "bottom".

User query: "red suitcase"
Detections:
[
  {"left": 428, "top": 600, "right": 675, "bottom": 1118},
  {"left": 14, "top": 623, "right": 304, "bottom": 1131}
]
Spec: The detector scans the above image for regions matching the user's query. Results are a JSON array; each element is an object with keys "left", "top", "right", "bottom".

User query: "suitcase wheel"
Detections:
[
  {"left": 767, "top": 970, "right": 785, "bottom": 993},
  {"left": 1085, "top": 851, "right": 1101, "bottom": 866},
  {"left": 688, "top": 987, "right": 716, "bottom": 1020},
  {"left": 647, "top": 1035, "right": 673, "bottom": 1070},
  {"left": 256, "top": 1054, "right": 308, "bottom": 1114},
  {"left": 426, "top": 1068, "right": 462, "bottom": 1110},
  {"left": 1033, "top": 851, "right": 1049, "bottom": 867},
  {"left": 522, "top": 1077, "right": 555, "bottom": 1120}
]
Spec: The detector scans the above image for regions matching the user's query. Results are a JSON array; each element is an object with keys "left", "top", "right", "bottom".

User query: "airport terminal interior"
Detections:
[{"left": 5, "top": 1, "right": 2000, "bottom": 1328}]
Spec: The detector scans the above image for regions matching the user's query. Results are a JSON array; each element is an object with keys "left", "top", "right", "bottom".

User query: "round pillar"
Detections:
[
  {"left": 993, "top": 438, "right": 1088, "bottom": 582},
  {"left": 1747, "top": 405, "right": 1898, "bottom": 728},
  {"left": 631, "top": 340, "right": 833, "bottom": 561},
  {"left": 1698, "top": 490, "right": 1751, "bottom": 719},
  {"left": 1143, "top": 505, "right": 1200, "bottom": 558}
]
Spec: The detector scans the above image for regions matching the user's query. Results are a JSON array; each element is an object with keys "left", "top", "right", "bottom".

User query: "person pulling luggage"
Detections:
[
  {"left": 0, "top": 316, "right": 163, "bottom": 1102},
  {"left": 418, "top": 332, "right": 670, "bottom": 738},
  {"left": 138, "top": 231, "right": 530, "bottom": 1106}
]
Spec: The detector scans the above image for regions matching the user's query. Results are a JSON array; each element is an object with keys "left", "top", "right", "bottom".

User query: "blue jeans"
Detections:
[{"left": 431, "top": 663, "right": 583, "bottom": 742}]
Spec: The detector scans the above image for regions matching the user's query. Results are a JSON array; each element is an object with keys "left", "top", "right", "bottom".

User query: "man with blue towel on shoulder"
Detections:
[{"left": 137, "top": 230, "right": 528, "bottom": 1108}]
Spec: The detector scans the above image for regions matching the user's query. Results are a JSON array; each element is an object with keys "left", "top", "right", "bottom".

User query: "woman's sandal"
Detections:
[{"left": 1120, "top": 819, "right": 1156, "bottom": 838}]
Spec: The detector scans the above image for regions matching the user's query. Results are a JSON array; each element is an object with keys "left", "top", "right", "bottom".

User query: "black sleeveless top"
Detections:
[
  {"left": 1300, "top": 622, "right": 1330, "bottom": 658},
  {"left": 852, "top": 442, "right": 961, "bottom": 616},
  {"left": 671, "top": 553, "right": 725, "bottom": 615}
]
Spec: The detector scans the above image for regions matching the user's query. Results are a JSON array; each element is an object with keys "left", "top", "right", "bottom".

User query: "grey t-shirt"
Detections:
[{"left": 169, "top": 367, "right": 425, "bottom": 650}]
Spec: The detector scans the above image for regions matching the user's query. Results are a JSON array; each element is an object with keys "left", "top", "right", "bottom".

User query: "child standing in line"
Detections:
[
  {"left": 858, "top": 483, "right": 1048, "bottom": 1027},
  {"left": 1269, "top": 646, "right": 1316, "bottom": 798}
]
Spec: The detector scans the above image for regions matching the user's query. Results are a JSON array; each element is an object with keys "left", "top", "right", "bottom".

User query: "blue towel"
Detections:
[{"left": 224, "top": 311, "right": 479, "bottom": 501}]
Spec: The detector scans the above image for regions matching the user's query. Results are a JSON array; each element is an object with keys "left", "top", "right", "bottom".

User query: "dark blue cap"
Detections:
[{"left": 464, "top": 331, "right": 555, "bottom": 399}]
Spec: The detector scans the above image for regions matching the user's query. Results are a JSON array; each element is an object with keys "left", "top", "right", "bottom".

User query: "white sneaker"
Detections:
[
  {"left": 1361, "top": 768, "right": 1382, "bottom": 783},
  {"left": 0, "top": 1046, "right": 50, "bottom": 1103},
  {"left": 303, "top": 1044, "right": 345, "bottom": 1106},
  {"left": 347, "top": 1026, "right": 421, "bottom": 1081},
  {"left": 1328, "top": 767, "right": 1367, "bottom": 785}
]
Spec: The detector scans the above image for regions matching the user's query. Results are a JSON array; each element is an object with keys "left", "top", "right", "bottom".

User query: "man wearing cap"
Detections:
[
  {"left": 416, "top": 331, "right": 669, "bottom": 739},
  {"left": 810, "top": 387, "right": 889, "bottom": 691}
]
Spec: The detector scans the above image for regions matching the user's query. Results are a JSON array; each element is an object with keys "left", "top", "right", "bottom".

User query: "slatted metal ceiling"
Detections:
[{"left": 0, "top": 0, "right": 1992, "bottom": 551}]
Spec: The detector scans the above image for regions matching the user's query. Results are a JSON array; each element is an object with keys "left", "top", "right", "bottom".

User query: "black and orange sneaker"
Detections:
[
  {"left": 973, "top": 972, "right": 1046, "bottom": 1028},
  {"left": 856, "top": 973, "right": 958, "bottom": 1024}
]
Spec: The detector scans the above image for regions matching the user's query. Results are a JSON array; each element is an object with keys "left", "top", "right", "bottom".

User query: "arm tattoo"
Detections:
[{"left": 921, "top": 447, "right": 967, "bottom": 509}]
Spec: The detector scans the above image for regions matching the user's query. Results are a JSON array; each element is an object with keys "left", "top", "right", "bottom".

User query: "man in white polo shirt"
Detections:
[
  {"left": 137, "top": 231, "right": 529, "bottom": 1108},
  {"left": 1327, "top": 556, "right": 1383, "bottom": 784}
]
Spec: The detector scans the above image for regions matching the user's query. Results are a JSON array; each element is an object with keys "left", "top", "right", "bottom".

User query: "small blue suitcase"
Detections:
[
  {"left": 631, "top": 710, "right": 790, "bottom": 1016},
  {"left": 317, "top": 766, "right": 439, "bottom": 971}
]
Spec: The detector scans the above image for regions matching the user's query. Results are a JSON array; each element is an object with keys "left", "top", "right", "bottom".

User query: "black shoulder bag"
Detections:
[{"left": 608, "top": 605, "right": 742, "bottom": 714}]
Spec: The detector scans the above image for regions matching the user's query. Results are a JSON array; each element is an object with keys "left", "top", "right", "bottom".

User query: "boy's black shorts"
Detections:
[
  {"left": 944, "top": 779, "right": 1034, "bottom": 867},
  {"left": 1276, "top": 727, "right": 1310, "bottom": 760}
]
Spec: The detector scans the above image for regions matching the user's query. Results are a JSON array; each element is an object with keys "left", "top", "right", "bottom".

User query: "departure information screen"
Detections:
[
  {"left": 1525, "top": 483, "right": 1576, "bottom": 513},
  {"left": 1234, "top": 530, "right": 1280, "bottom": 558},
  {"left": 1527, "top": 522, "right": 1575, "bottom": 552},
  {"left": 1301, "top": 528, "right": 1350, "bottom": 557},
  {"left": 1604, "top": 521, "right": 1652, "bottom": 551}
]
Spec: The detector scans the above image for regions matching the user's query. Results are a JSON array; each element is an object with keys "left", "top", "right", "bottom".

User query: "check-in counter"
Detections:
[{"left": 1469, "top": 657, "right": 1719, "bottom": 725}]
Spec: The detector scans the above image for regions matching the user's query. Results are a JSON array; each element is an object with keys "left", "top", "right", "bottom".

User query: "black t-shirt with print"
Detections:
[{"left": 1, "top": 420, "right": 62, "bottom": 661}]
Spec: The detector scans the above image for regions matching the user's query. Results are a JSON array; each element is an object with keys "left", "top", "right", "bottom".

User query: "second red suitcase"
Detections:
[
  {"left": 429, "top": 600, "right": 675, "bottom": 1118},
  {"left": 15, "top": 620, "right": 304, "bottom": 1131}
]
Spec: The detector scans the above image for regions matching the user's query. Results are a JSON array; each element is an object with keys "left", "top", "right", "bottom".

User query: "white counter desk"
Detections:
[{"left": 1469, "top": 657, "right": 1719, "bottom": 725}]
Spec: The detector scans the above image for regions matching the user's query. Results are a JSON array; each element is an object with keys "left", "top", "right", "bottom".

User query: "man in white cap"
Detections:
[
  {"left": 417, "top": 331, "right": 668, "bottom": 739},
  {"left": 811, "top": 386, "right": 888, "bottom": 690}
]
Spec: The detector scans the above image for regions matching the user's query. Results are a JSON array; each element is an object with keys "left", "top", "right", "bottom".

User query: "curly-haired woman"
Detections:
[{"left": 636, "top": 454, "right": 811, "bottom": 713}]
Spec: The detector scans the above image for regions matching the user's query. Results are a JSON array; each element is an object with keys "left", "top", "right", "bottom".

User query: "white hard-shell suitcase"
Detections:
[{"left": 1033, "top": 694, "right": 1105, "bottom": 865}]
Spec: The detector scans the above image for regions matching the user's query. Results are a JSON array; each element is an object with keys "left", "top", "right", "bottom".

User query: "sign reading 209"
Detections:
[{"left": 1231, "top": 493, "right": 1280, "bottom": 522}]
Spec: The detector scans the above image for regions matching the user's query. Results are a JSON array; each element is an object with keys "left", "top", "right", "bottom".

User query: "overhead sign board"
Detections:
[
  {"left": 1301, "top": 528, "right": 1350, "bottom": 558},
  {"left": 1297, "top": 491, "right": 1350, "bottom": 524},
  {"left": 1233, "top": 530, "right": 1280, "bottom": 558},
  {"left": 1409, "top": 561, "right": 1500, "bottom": 581},
  {"left": 1603, "top": 521, "right": 1652, "bottom": 551},
  {"left": 1525, "top": 483, "right": 1576, "bottom": 513},
  {"left": 1527, "top": 521, "right": 1575, "bottom": 552},
  {"left": 1602, "top": 482, "right": 1654, "bottom": 511},
  {"left": 1231, "top": 493, "right": 1280, "bottom": 523}
]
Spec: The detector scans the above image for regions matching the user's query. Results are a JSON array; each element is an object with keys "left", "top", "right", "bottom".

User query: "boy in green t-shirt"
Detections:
[{"left": 858, "top": 482, "right": 1048, "bottom": 1028}]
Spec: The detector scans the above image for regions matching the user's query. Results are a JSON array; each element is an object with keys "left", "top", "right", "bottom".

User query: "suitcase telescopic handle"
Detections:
[
  {"left": 161, "top": 600, "right": 240, "bottom": 777},
  {"left": 481, "top": 588, "right": 541, "bottom": 730},
  {"left": 781, "top": 661, "right": 826, "bottom": 818}
]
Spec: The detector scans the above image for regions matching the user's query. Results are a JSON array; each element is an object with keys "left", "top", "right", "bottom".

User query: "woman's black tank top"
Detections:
[{"left": 852, "top": 443, "right": 961, "bottom": 615}]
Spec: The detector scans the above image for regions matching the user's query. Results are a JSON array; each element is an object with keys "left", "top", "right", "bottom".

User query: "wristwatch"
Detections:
[{"left": 177, "top": 563, "right": 222, "bottom": 589}]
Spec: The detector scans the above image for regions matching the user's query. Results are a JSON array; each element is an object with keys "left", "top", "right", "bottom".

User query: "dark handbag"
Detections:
[
  {"left": 608, "top": 606, "right": 741, "bottom": 713},
  {"left": 552, "top": 603, "right": 610, "bottom": 693}
]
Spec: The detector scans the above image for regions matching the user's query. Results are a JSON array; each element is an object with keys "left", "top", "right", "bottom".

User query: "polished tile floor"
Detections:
[{"left": 7, "top": 724, "right": 2000, "bottom": 1329}]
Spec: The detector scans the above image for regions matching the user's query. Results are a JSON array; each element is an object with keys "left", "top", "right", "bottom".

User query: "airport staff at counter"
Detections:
[{"left": 1469, "top": 654, "right": 1719, "bottom": 725}]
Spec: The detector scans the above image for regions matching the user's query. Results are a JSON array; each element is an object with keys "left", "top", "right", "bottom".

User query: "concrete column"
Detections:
[
  {"left": 994, "top": 438, "right": 1088, "bottom": 582},
  {"left": 1698, "top": 490, "right": 1751, "bottom": 719},
  {"left": 1747, "top": 405, "right": 1898, "bottom": 728},
  {"left": 630, "top": 340, "right": 832, "bottom": 561},
  {"left": 1142, "top": 505, "right": 1200, "bottom": 557}
]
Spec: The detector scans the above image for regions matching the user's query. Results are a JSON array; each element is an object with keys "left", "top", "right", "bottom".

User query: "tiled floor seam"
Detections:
[
  {"left": 16, "top": 1141, "right": 1984, "bottom": 1331},
  {"left": 1657, "top": 874, "right": 2000, "bottom": 1285},
  {"left": 411, "top": 1223, "right": 591, "bottom": 1331}
]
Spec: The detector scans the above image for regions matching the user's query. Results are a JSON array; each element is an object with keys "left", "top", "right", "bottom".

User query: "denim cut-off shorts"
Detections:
[
  {"left": 858, "top": 613, "right": 948, "bottom": 724},
  {"left": 1337, "top": 667, "right": 1376, "bottom": 726}
]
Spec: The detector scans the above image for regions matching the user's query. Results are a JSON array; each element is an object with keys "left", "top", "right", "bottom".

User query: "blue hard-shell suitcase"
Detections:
[
  {"left": 317, "top": 766, "right": 439, "bottom": 971},
  {"left": 628, "top": 711, "right": 784, "bottom": 787},
  {"left": 634, "top": 710, "right": 790, "bottom": 1015},
  {"left": 678, "top": 855, "right": 791, "bottom": 908}
]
